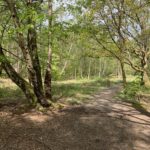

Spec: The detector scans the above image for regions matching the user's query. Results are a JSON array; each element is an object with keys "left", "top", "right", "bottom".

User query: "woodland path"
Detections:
[{"left": 0, "top": 85, "right": 150, "bottom": 150}]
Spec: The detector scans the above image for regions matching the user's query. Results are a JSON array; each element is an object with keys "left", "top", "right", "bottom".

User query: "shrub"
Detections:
[{"left": 118, "top": 81, "right": 141, "bottom": 101}]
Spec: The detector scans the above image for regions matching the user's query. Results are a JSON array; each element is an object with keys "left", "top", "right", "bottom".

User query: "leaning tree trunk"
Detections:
[{"left": 0, "top": 46, "right": 36, "bottom": 105}]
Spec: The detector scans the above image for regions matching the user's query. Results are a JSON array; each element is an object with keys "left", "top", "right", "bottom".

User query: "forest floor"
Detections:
[{"left": 0, "top": 83, "right": 150, "bottom": 150}]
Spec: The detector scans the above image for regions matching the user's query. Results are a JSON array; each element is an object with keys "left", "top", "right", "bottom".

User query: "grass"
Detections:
[
  {"left": 0, "top": 78, "right": 25, "bottom": 103},
  {"left": 52, "top": 78, "right": 112, "bottom": 104},
  {"left": 117, "top": 80, "right": 150, "bottom": 114},
  {"left": 0, "top": 77, "right": 113, "bottom": 105}
]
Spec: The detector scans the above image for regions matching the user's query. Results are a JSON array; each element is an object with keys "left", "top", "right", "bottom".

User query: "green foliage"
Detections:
[
  {"left": 125, "top": 82, "right": 140, "bottom": 98},
  {"left": 0, "top": 0, "right": 149, "bottom": 107},
  {"left": 0, "top": 55, "right": 8, "bottom": 63},
  {"left": 117, "top": 79, "right": 150, "bottom": 113},
  {"left": 119, "top": 81, "right": 141, "bottom": 101},
  {"left": 118, "top": 76, "right": 150, "bottom": 102}
]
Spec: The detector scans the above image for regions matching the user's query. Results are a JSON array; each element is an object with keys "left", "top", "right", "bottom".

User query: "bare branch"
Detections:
[{"left": 1, "top": 47, "right": 24, "bottom": 62}]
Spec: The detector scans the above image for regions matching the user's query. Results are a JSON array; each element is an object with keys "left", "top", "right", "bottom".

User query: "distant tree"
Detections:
[{"left": 75, "top": 0, "right": 150, "bottom": 87}]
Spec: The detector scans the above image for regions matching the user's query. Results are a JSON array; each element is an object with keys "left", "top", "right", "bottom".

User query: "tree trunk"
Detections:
[
  {"left": 88, "top": 59, "right": 91, "bottom": 79},
  {"left": 99, "top": 59, "right": 101, "bottom": 77},
  {"left": 142, "top": 71, "right": 150, "bottom": 87},
  {"left": 44, "top": 52, "right": 52, "bottom": 100},
  {"left": 143, "top": 72, "right": 150, "bottom": 87},
  {"left": 74, "top": 67, "right": 77, "bottom": 79},
  {"left": 44, "top": 0, "right": 52, "bottom": 100},
  {"left": 140, "top": 51, "right": 150, "bottom": 87},
  {"left": 102, "top": 59, "right": 106, "bottom": 76},
  {"left": 0, "top": 63, "right": 2, "bottom": 75},
  {"left": 80, "top": 67, "right": 83, "bottom": 78},
  {"left": 60, "top": 43, "right": 72, "bottom": 76},
  {"left": 27, "top": 27, "right": 49, "bottom": 106},
  {"left": 0, "top": 47, "right": 36, "bottom": 105},
  {"left": 120, "top": 60, "right": 127, "bottom": 88},
  {"left": 16, "top": 48, "right": 21, "bottom": 73},
  {"left": 26, "top": 1, "right": 50, "bottom": 106},
  {"left": 5, "top": 0, "right": 50, "bottom": 107}
]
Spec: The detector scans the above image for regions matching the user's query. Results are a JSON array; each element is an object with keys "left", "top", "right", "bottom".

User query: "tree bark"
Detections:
[
  {"left": 120, "top": 60, "right": 127, "bottom": 88},
  {"left": 0, "top": 63, "right": 2, "bottom": 75},
  {"left": 0, "top": 46, "right": 36, "bottom": 105},
  {"left": 44, "top": 0, "right": 52, "bottom": 100},
  {"left": 74, "top": 67, "right": 77, "bottom": 79},
  {"left": 27, "top": 26, "right": 49, "bottom": 106},
  {"left": 140, "top": 50, "right": 150, "bottom": 87},
  {"left": 141, "top": 60, "right": 150, "bottom": 87},
  {"left": 99, "top": 59, "right": 101, "bottom": 77},
  {"left": 143, "top": 71, "right": 150, "bottom": 87},
  {"left": 26, "top": 1, "right": 50, "bottom": 106},
  {"left": 5, "top": 0, "right": 50, "bottom": 107},
  {"left": 88, "top": 59, "right": 91, "bottom": 79}
]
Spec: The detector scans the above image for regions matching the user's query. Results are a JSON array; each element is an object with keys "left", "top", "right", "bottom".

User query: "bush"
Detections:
[
  {"left": 118, "top": 79, "right": 150, "bottom": 112},
  {"left": 124, "top": 82, "right": 141, "bottom": 98},
  {"left": 118, "top": 81, "right": 141, "bottom": 101}
]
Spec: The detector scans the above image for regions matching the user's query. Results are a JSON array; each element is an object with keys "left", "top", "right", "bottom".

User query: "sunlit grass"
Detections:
[
  {"left": 0, "top": 77, "right": 113, "bottom": 105},
  {"left": 52, "top": 78, "right": 113, "bottom": 104},
  {"left": 0, "top": 78, "right": 24, "bottom": 103},
  {"left": 110, "top": 75, "right": 137, "bottom": 82}
]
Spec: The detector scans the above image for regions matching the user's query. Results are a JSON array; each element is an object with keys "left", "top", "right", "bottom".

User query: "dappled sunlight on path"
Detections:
[{"left": 0, "top": 85, "right": 150, "bottom": 150}]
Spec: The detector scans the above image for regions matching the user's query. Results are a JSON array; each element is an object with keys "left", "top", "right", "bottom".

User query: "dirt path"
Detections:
[{"left": 0, "top": 85, "right": 150, "bottom": 150}]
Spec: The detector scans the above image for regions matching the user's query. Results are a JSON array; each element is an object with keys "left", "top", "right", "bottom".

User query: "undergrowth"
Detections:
[
  {"left": 118, "top": 79, "right": 150, "bottom": 113},
  {"left": 0, "top": 78, "right": 113, "bottom": 105}
]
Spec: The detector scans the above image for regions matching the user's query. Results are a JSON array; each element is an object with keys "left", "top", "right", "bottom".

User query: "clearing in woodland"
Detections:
[{"left": 0, "top": 80, "right": 150, "bottom": 150}]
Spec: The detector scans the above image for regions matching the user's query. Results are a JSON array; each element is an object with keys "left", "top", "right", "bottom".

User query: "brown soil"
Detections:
[{"left": 0, "top": 85, "right": 150, "bottom": 150}]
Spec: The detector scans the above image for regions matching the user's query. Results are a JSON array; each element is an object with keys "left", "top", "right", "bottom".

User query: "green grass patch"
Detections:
[
  {"left": 118, "top": 80, "right": 150, "bottom": 100},
  {"left": 0, "top": 87, "right": 24, "bottom": 99},
  {"left": 118, "top": 81, "right": 141, "bottom": 100},
  {"left": 117, "top": 80, "right": 150, "bottom": 114},
  {"left": 0, "top": 78, "right": 116, "bottom": 105},
  {"left": 0, "top": 78, "right": 24, "bottom": 103},
  {"left": 52, "top": 78, "right": 112, "bottom": 104}
]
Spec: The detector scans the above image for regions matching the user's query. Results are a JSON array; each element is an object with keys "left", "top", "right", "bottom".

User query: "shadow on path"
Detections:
[{"left": 0, "top": 85, "right": 150, "bottom": 150}]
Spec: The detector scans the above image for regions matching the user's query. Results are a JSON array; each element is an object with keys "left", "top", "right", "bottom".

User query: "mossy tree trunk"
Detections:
[
  {"left": 0, "top": 46, "right": 37, "bottom": 105},
  {"left": 4, "top": 0, "right": 51, "bottom": 107}
]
